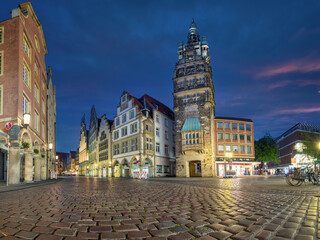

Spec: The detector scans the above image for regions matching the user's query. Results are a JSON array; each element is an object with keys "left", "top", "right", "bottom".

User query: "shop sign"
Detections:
[{"left": 132, "top": 171, "right": 148, "bottom": 179}]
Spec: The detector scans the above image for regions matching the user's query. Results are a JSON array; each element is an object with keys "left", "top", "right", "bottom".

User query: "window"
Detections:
[
  {"left": 184, "top": 131, "right": 200, "bottom": 145},
  {"left": 0, "top": 27, "right": 3, "bottom": 44},
  {"left": 225, "top": 122, "right": 230, "bottom": 129},
  {"left": 218, "top": 145, "right": 224, "bottom": 151},
  {"left": 239, "top": 123, "right": 244, "bottom": 130},
  {"left": 156, "top": 143, "right": 160, "bottom": 153},
  {"left": 164, "top": 165, "right": 170, "bottom": 173},
  {"left": 165, "top": 131, "right": 168, "bottom": 140},
  {"left": 217, "top": 133, "right": 223, "bottom": 140},
  {"left": 225, "top": 145, "right": 231, "bottom": 151},
  {"left": 0, "top": 85, "right": 3, "bottom": 115},
  {"left": 122, "top": 114, "right": 126, "bottom": 123},
  {"left": 121, "top": 127, "right": 127, "bottom": 137},
  {"left": 146, "top": 124, "right": 152, "bottom": 132},
  {"left": 225, "top": 133, "right": 230, "bottom": 140},
  {"left": 113, "top": 144, "right": 119, "bottom": 155},
  {"left": 42, "top": 122, "right": 45, "bottom": 139},
  {"left": 23, "top": 63, "right": 30, "bottom": 87},
  {"left": 232, "top": 123, "right": 237, "bottom": 130},
  {"left": 0, "top": 51, "right": 3, "bottom": 76},
  {"left": 23, "top": 36, "right": 30, "bottom": 58},
  {"left": 34, "top": 111, "right": 39, "bottom": 132},
  {"left": 35, "top": 62, "right": 39, "bottom": 76},
  {"left": 157, "top": 165, "right": 162, "bottom": 173},
  {"left": 114, "top": 131, "right": 119, "bottom": 140},
  {"left": 183, "top": 93, "right": 200, "bottom": 103},
  {"left": 240, "top": 134, "right": 245, "bottom": 141},
  {"left": 172, "top": 123, "right": 175, "bottom": 131},
  {"left": 233, "top": 145, "right": 238, "bottom": 152},
  {"left": 129, "top": 110, "right": 134, "bottom": 119},
  {"left": 247, "top": 135, "right": 252, "bottom": 142},
  {"left": 130, "top": 122, "right": 138, "bottom": 133},
  {"left": 247, "top": 146, "right": 252, "bottom": 153},
  {"left": 165, "top": 145, "right": 169, "bottom": 155},
  {"left": 120, "top": 103, "right": 128, "bottom": 111},
  {"left": 42, "top": 77, "right": 46, "bottom": 91},
  {"left": 131, "top": 138, "right": 138, "bottom": 151},
  {"left": 246, "top": 124, "right": 251, "bottom": 131},
  {"left": 122, "top": 142, "right": 128, "bottom": 153},
  {"left": 233, "top": 134, "right": 238, "bottom": 141},
  {"left": 23, "top": 95, "right": 30, "bottom": 114},
  {"left": 42, "top": 98, "right": 45, "bottom": 114},
  {"left": 121, "top": 95, "right": 127, "bottom": 103},
  {"left": 116, "top": 117, "right": 120, "bottom": 126},
  {"left": 240, "top": 145, "right": 245, "bottom": 152},
  {"left": 156, "top": 128, "right": 160, "bottom": 137},
  {"left": 34, "top": 84, "right": 39, "bottom": 103},
  {"left": 172, "top": 134, "right": 175, "bottom": 143},
  {"left": 165, "top": 118, "right": 168, "bottom": 127},
  {"left": 172, "top": 147, "right": 175, "bottom": 156},
  {"left": 146, "top": 138, "right": 152, "bottom": 150},
  {"left": 217, "top": 122, "right": 223, "bottom": 129},
  {"left": 156, "top": 115, "right": 160, "bottom": 123}
]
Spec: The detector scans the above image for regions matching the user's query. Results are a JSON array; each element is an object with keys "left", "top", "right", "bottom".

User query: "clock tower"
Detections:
[{"left": 173, "top": 19, "right": 216, "bottom": 177}]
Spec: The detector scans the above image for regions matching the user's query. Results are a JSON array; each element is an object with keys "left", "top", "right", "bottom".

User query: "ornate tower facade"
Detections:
[{"left": 173, "top": 20, "right": 216, "bottom": 177}]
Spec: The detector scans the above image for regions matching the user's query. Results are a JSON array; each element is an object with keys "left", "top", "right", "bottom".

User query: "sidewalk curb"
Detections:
[{"left": 0, "top": 178, "right": 63, "bottom": 194}]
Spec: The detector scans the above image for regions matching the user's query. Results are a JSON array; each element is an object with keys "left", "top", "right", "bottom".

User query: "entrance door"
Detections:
[
  {"left": 0, "top": 152, "right": 4, "bottom": 181},
  {"left": 189, "top": 161, "right": 202, "bottom": 177}
]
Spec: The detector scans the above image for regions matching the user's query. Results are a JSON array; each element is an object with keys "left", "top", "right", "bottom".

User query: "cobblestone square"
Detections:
[{"left": 1, "top": 176, "right": 320, "bottom": 239}]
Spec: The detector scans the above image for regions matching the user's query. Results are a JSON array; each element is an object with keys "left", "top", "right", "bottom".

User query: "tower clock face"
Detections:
[{"left": 176, "top": 68, "right": 184, "bottom": 77}]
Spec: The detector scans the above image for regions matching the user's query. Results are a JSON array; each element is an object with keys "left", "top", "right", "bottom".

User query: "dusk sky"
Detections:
[{"left": 1, "top": 0, "right": 320, "bottom": 152}]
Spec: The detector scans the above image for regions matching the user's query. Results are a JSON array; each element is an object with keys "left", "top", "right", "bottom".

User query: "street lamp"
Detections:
[{"left": 21, "top": 113, "right": 30, "bottom": 129}]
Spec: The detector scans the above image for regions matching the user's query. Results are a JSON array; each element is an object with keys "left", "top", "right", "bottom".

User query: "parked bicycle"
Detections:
[{"left": 285, "top": 166, "right": 319, "bottom": 186}]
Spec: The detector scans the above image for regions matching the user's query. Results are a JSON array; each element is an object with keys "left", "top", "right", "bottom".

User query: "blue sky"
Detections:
[{"left": 1, "top": 0, "right": 320, "bottom": 152}]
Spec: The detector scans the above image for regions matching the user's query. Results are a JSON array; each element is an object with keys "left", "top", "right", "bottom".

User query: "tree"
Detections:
[
  {"left": 255, "top": 133, "right": 279, "bottom": 164},
  {"left": 301, "top": 132, "right": 320, "bottom": 162}
]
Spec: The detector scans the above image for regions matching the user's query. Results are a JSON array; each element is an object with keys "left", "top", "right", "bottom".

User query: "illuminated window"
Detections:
[
  {"left": 233, "top": 145, "right": 238, "bottom": 152},
  {"left": 217, "top": 133, "right": 223, "bottom": 140},
  {"left": 240, "top": 145, "right": 245, "bottom": 152},
  {"left": 225, "top": 133, "right": 230, "bottom": 140},
  {"left": 23, "top": 63, "right": 31, "bottom": 87},
  {"left": 226, "top": 145, "right": 231, "bottom": 151},
  {"left": 183, "top": 93, "right": 200, "bottom": 103},
  {"left": 218, "top": 145, "right": 224, "bottom": 151},
  {"left": 23, "top": 36, "right": 31, "bottom": 58}
]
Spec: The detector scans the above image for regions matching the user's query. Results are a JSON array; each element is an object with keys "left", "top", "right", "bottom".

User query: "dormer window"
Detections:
[{"left": 121, "top": 95, "right": 127, "bottom": 103}]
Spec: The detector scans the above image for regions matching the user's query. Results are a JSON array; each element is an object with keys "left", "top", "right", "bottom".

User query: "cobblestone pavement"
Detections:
[{"left": 0, "top": 176, "right": 320, "bottom": 239}]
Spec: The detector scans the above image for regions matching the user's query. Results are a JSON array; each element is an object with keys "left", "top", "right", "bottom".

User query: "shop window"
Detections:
[
  {"left": 164, "top": 165, "right": 170, "bottom": 173},
  {"left": 157, "top": 165, "right": 162, "bottom": 173}
]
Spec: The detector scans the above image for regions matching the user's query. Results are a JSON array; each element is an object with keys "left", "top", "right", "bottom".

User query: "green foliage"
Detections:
[
  {"left": 22, "top": 141, "right": 29, "bottom": 149},
  {"left": 41, "top": 154, "right": 45, "bottom": 158},
  {"left": 255, "top": 133, "right": 279, "bottom": 163},
  {"left": 33, "top": 149, "right": 39, "bottom": 154},
  {"left": 301, "top": 132, "right": 320, "bottom": 161}
]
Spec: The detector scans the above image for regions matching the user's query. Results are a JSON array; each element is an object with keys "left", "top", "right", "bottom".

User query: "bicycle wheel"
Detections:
[{"left": 286, "top": 173, "right": 300, "bottom": 186}]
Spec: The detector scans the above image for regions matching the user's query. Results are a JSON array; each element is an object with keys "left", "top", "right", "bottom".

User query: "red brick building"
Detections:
[
  {"left": 0, "top": 2, "right": 51, "bottom": 184},
  {"left": 274, "top": 123, "right": 320, "bottom": 173},
  {"left": 214, "top": 117, "right": 259, "bottom": 176}
]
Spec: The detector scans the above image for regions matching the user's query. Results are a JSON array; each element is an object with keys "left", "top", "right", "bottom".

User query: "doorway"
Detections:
[
  {"left": 0, "top": 152, "right": 5, "bottom": 181},
  {"left": 20, "top": 156, "right": 25, "bottom": 182},
  {"left": 189, "top": 161, "right": 201, "bottom": 177}
]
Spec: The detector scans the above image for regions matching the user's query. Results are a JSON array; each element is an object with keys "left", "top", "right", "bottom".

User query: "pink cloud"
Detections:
[
  {"left": 318, "top": 90, "right": 320, "bottom": 94},
  {"left": 277, "top": 107, "right": 320, "bottom": 114},
  {"left": 297, "top": 79, "right": 320, "bottom": 87},
  {"left": 254, "top": 59, "right": 320, "bottom": 78},
  {"left": 267, "top": 80, "right": 293, "bottom": 90}
]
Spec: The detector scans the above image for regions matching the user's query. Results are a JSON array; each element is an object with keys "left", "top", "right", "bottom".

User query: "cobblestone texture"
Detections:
[{"left": 0, "top": 176, "right": 320, "bottom": 239}]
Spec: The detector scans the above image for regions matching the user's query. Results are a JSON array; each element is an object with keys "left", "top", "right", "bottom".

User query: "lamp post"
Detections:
[
  {"left": 224, "top": 152, "right": 233, "bottom": 177},
  {"left": 47, "top": 143, "right": 52, "bottom": 179}
]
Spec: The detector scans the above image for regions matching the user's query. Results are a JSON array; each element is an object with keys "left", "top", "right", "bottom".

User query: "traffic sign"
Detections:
[{"left": 5, "top": 122, "right": 12, "bottom": 130}]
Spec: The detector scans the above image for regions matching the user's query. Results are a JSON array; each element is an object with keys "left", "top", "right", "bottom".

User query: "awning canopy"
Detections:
[{"left": 181, "top": 118, "right": 202, "bottom": 132}]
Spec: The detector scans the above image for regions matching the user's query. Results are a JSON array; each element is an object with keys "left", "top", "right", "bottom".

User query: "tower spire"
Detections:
[{"left": 187, "top": 18, "right": 200, "bottom": 43}]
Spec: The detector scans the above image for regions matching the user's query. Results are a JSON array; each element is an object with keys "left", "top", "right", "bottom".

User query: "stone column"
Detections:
[
  {"left": 8, "top": 147, "right": 21, "bottom": 185},
  {"left": 24, "top": 151, "right": 33, "bottom": 183},
  {"left": 34, "top": 155, "right": 41, "bottom": 181},
  {"left": 41, "top": 156, "right": 47, "bottom": 180}
]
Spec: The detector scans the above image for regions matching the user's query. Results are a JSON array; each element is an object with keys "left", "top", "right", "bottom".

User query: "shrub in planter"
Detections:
[
  {"left": 34, "top": 149, "right": 39, "bottom": 154},
  {"left": 22, "top": 141, "right": 29, "bottom": 149}
]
